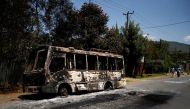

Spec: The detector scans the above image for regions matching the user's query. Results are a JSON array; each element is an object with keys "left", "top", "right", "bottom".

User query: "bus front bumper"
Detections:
[{"left": 23, "top": 86, "right": 42, "bottom": 93}]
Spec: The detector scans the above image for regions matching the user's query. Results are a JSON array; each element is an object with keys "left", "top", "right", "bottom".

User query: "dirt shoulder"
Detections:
[
  {"left": 125, "top": 73, "right": 189, "bottom": 85},
  {"left": 124, "top": 74, "right": 169, "bottom": 85},
  {"left": 0, "top": 92, "right": 23, "bottom": 105}
]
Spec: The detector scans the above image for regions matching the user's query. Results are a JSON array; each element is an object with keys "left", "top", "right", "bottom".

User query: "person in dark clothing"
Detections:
[{"left": 176, "top": 68, "right": 180, "bottom": 77}]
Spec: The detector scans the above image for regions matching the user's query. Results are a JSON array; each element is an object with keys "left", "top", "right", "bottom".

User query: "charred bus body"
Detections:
[{"left": 23, "top": 46, "right": 125, "bottom": 96}]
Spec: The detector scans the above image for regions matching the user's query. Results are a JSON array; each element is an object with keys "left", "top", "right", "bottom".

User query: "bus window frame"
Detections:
[
  {"left": 48, "top": 53, "right": 66, "bottom": 73},
  {"left": 32, "top": 49, "right": 46, "bottom": 70}
]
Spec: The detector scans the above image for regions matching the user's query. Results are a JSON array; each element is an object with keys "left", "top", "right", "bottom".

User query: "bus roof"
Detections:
[{"left": 48, "top": 46, "right": 123, "bottom": 59}]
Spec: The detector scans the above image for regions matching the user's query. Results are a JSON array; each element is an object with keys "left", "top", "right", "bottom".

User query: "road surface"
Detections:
[
  {"left": 1, "top": 75, "right": 190, "bottom": 109},
  {"left": 135, "top": 76, "right": 190, "bottom": 109}
]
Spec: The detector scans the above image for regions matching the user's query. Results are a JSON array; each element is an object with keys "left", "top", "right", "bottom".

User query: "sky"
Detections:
[{"left": 71, "top": 0, "right": 190, "bottom": 44}]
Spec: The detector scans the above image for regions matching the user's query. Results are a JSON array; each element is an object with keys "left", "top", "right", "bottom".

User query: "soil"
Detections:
[{"left": 0, "top": 93, "right": 22, "bottom": 105}]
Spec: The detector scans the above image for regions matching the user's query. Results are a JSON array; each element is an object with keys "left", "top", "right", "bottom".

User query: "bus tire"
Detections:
[
  {"left": 58, "top": 86, "right": 69, "bottom": 97},
  {"left": 104, "top": 82, "right": 113, "bottom": 91}
]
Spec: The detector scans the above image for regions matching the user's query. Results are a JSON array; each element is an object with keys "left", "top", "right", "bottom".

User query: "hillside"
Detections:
[{"left": 167, "top": 41, "right": 190, "bottom": 54}]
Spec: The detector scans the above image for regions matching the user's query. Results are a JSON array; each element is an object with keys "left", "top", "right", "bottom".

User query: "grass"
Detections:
[
  {"left": 137, "top": 73, "right": 166, "bottom": 79},
  {"left": 123, "top": 73, "right": 167, "bottom": 83}
]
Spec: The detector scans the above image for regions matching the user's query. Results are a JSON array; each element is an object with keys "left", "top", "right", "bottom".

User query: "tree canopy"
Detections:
[{"left": 78, "top": 3, "right": 108, "bottom": 49}]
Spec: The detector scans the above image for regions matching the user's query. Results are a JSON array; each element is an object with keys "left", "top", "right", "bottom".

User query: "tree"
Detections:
[
  {"left": 121, "top": 21, "right": 147, "bottom": 77},
  {"left": 104, "top": 26, "right": 122, "bottom": 53},
  {"left": 0, "top": 0, "right": 34, "bottom": 60},
  {"left": 54, "top": 9, "right": 78, "bottom": 47},
  {"left": 44, "top": 0, "right": 77, "bottom": 47},
  {"left": 143, "top": 38, "right": 174, "bottom": 73},
  {"left": 30, "top": 0, "right": 46, "bottom": 36},
  {"left": 0, "top": 0, "right": 35, "bottom": 86},
  {"left": 78, "top": 2, "right": 108, "bottom": 49}
]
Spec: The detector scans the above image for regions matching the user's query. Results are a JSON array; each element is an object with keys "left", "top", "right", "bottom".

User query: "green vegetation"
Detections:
[
  {"left": 0, "top": 0, "right": 189, "bottom": 88},
  {"left": 136, "top": 73, "right": 166, "bottom": 79}
]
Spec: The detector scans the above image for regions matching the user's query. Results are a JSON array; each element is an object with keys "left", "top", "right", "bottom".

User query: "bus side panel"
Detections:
[
  {"left": 74, "top": 71, "right": 105, "bottom": 91},
  {"left": 68, "top": 71, "right": 83, "bottom": 82},
  {"left": 82, "top": 71, "right": 98, "bottom": 82},
  {"left": 107, "top": 71, "right": 122, "bottom": 80}
]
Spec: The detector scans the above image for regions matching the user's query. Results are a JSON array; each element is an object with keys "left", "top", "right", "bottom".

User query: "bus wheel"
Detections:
[
  {"left": 104, "top": 82, "right": 113, "bottom": 91},
  {"left": 58, "top": 86, "right": 68, "bottom": 97}
]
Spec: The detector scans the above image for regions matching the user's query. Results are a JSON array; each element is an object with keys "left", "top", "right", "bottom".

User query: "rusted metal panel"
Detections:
[
  {"left": 69, "top": 71, "right": 83, "bottom": 82},
  {"left": 50, "top": 46, "right": 123, "bottom": 59},
  {"left": 76, "top": 84, "right": 88, "bottom": 90}
]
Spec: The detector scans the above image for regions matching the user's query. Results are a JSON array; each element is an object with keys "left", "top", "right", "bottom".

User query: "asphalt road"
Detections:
[
  {"left": 2, "top": 75, "right": 190, "bottom": 109},
  {"left": 57, "top": 75, "right": 190, "bottom": 109},
  {"left": 133, "top": 75, "right": 190, "bottom": 109}
]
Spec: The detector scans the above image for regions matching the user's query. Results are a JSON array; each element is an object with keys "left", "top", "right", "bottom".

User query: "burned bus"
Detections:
[{"left": 23, "top": 46, "right": 125, "bottom": 96}]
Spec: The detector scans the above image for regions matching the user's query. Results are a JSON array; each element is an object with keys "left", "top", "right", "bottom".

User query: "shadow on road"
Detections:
[
  {"left": 143, "top": 91, "right": 175, "bottom": 103},
  {"left": 18, "top": 91, "right": 98, "bottom": 100},
  {"left": 18, "top": 93, "right": 57, "bottom": 100},
  {"left": 130, "top": 91, "right": 177, "bottom": 109}
]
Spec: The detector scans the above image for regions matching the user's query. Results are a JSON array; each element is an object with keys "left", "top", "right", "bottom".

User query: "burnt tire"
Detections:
[
  {"left": 104, "top": 82, "right": 113, "bottom": 91},
  {"left": 58, "top": 86, "right": 69, "bottom": 97}
]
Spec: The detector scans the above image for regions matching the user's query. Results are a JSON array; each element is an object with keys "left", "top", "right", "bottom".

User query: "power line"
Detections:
[
  {"left": 104, "top": 0, "right": 169, "bottom": 39},
  {"left": 100, "top": 0, "right": 150, "bottom": 27},
  {"left": 88, "top": 0, "right": 185, "bottom": 39},
  {"left": 94, "top": 0, "right": 122, "bottom": 13},
  {"left": 142, "top": 20, "right": 190, "bottom": 29},
  {"left": 107, "top": 1, "right": 190, "bottom": 41},
  {"left": 106, "top": 0, "right": 155, "bottom": 27},
  {"left": 106, "top": 0, "right": 133, "bottom": 12},
  {"left": 95, "top": 0, "right": 164, "bottom": 37}
]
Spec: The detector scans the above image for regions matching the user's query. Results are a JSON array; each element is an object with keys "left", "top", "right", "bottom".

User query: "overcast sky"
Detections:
[{"left": 72, "top": 0, "right": 190, "bottom": 44}]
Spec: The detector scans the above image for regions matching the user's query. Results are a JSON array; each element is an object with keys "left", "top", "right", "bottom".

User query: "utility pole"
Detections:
[
  {"left": 123, "top": 11, "right": 134, "bottom": 77},
  {"left": 123, "top": 11, "right": 134, "bottom": 30}
]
